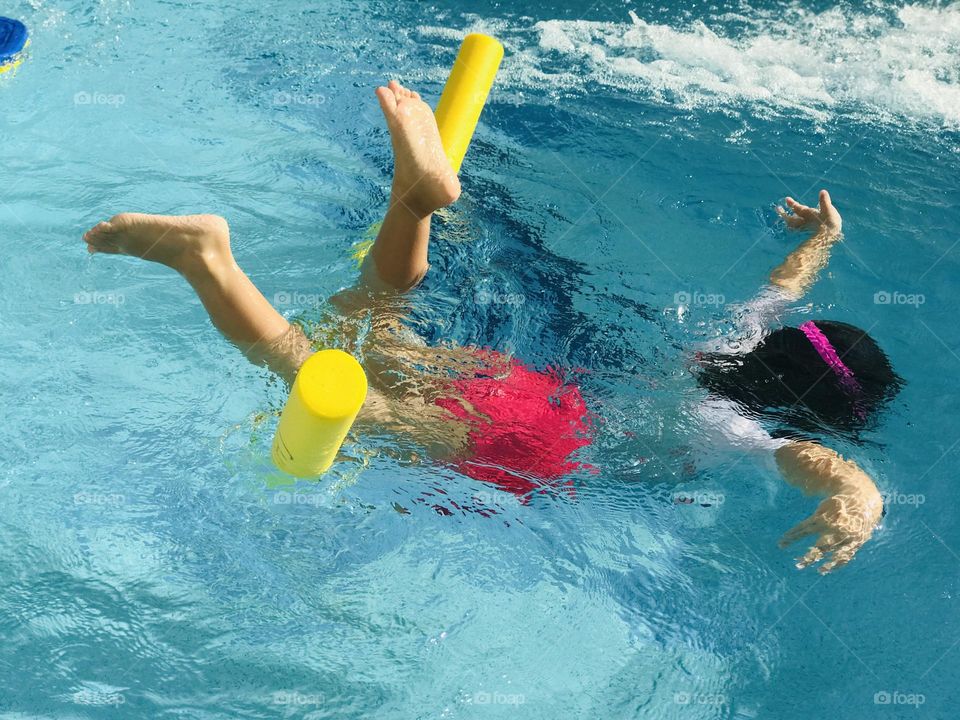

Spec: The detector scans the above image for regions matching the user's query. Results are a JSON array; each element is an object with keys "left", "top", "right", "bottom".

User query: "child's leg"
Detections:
[
  {"left": 363, "top": 80, "right": 461, "bottom": 292},
  {"left": 82, "top": 81, "right": 459, "bottom": 377},
  {"left": 83, "top": 213, "right": 311, "bottom": 382}
]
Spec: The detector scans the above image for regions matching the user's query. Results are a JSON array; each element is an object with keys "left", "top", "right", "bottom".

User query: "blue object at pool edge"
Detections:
[{"left": 0, "top": 17, "right": 28, "bottom": 63}]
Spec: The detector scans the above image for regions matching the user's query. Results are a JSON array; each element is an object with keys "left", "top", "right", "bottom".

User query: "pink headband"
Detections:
[{"left": 799, "top": 321, "right": 866, "bottom": 418}]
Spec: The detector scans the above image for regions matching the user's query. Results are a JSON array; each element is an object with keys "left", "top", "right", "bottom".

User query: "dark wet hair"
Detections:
[{"left": 696, "top": 321, "right": 902, "bottom": 440}]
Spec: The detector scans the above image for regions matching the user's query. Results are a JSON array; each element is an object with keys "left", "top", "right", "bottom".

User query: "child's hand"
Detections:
[
  {"left": 776, "top": 189, "right": 842, "bottom": 237},
  {"left": 779, "top": 483, "right": 883, "bottom": 574}
]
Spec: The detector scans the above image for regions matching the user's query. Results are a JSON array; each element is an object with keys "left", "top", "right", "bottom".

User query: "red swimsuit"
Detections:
[{"left": 434, "top": 352, "right": 594, "bottom": 496}]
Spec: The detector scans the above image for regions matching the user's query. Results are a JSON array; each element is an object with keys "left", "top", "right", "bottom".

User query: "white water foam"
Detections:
[{"left": 419, "top": 3, "right": 960, "bottom": 128}]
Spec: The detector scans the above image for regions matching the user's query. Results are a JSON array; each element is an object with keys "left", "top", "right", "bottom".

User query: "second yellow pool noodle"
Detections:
[
  {"left": 271, "top": 349, "right": 368, "bottom": 478},
  {"left": 351, "top": 33, "right": 503, "bottom": 266},
  {"left": 434, "top": 33, "right": 504, "bottom": 174}
]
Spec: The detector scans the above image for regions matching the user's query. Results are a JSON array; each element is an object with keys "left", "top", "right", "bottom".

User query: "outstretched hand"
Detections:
[
  {"left": 776, "top": 189, "right": 842, "bottom": 236},
  {"left": 779, "top": 485, "right": 883, "bottom": 574}
]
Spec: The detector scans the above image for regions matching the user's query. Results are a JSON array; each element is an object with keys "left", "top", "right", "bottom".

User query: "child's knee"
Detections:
[{"left": 246, "top": 323, "right": 313, "bottom": 384}]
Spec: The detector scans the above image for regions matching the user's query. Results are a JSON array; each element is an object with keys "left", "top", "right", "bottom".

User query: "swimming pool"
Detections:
[{"left": 1, "top": 0, "right": 958, "bottom": 717}]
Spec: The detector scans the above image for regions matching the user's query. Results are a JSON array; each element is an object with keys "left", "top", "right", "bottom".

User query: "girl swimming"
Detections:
[
  {"left": 83, "top": 80, "right": 898, "bottom": 573},
  {"left": 694, "top": 190, "right": 901, "bottom": 573},
  {"left": 82, "top": 80, "right": 594, "bottom": 500}
]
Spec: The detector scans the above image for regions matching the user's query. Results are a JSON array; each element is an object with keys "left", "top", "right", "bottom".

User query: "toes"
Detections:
[
  {"left": 83, "top": 222, "right": 119, "bottom": 250},
  {"left": 383, "top": 80, "right": 422, "bottom": 103},
  {"left": 375, "top": 86, "right": 398, "bottom": 117},
  {"left": 391, "top": 81, "right": 412, "bottom": 99},
  {"left": 83, "top": 221, "right": 113, "bottom": 241},
  {"left": 85, "top": 232, "right": 120, "bottom": 254}
]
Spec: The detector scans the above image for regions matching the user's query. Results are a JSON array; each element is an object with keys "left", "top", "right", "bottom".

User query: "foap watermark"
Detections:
[
  {"left": 74, "top": 91, "right": 126, "bottom": 107},
  {"left": 469, "top": 691, "right": 526, "bottom": 706},
  {"left": 674, "top": 491, "right": 725, "bottom": 507},
  {"left": 73, "top": 690, "right": 126, "bottom": 707},
  {"left": 474, "top": 488, "right": 521, "bottom": 507},
  {"left": 273, "top": 91, "right": 326, "bottom": 107},
  {"left": 273, "top": 491, "right": 323, "bottom": 508},
  {"left": 74, "top": 492, "right": 126, "bottom": 506},
  {"left": 874, "top": 690, "right": 925, "bottom": 708},
  {"left": 673, "top": 290, "right": 725, "bottom": 308},
  {"left": 273, "top": 291, "right": 323, "bottom": 308},
  {"left": 674, "top": 691, "right": 727, "bottom": 706},
  {"left": 873, "top": 290, "right": 925, "bottom": 308},
  {"left": 475, "top": 289, "right": 525, "bottom": 307},
  {"left": 881, "top": 491, "right": 925, "bottom": 508},
  {"left": 74, "top": 290, "right": 125, "bottom": 306},
  {"left": 273, "top": 691, "right": 323, "bottom": 706}
]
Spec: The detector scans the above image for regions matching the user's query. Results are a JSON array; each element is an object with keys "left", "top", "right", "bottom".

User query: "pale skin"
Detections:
[
  {"left": 83, "top": 84, "right": 879, "bottom": 573},
  {"left": 766, "top": 190, "right": 883, "bottom": 573},
  {"left": 83, "top": 80, "right": 477, "bottom": 459},
  {"left": 771, "top": 190, "right": 843, "bottom": 298}
]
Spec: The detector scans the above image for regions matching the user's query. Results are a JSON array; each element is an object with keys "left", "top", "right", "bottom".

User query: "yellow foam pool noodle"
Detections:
[
  {"left": 271, "top": 349, "right": 368, "bottom": 478},
  {"left": 350, "top": 33, "right": 502, "bottom": 267},
  {"left": 434, "top": 33, "right": 504, "bottom": 174}
]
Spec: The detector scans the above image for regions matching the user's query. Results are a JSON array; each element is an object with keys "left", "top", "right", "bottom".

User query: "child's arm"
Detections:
[
  {"left": 769, "top": 190, "right": 843, "bottom": 298},
  {"left": 700, "top": 190, "right": 842, "bottom": 357},
  {"left": 774, "top": 441, "right": 883, "bottom": 573}
]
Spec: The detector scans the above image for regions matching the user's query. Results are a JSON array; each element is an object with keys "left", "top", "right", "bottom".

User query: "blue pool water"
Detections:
[{"left": 2, "top": 0, "right": 959, "bottom": 717}]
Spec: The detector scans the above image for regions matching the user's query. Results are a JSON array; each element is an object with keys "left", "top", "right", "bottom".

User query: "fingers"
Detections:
[
  {"left": 796, "top": 533, "right": 845, "bottom": 570},
  {"left": 796, "top": 545, "right": 824, "bottom": 569},
  {"left": 781, "top": 513, "right": 862, "bottom": 573},
  {"left": 779, "top": 515, "right": 821, "bottom": 547},
  {"left": 819, "top": 541, "right": 861, "bottom": 574},
  {"left": 788, "top": 528, "right": 868, "bottom": 573},
  {"left": 818, "top": 189, "right": 833, "bottom": 215},
  {"left": 777, "top": 211, "right": 807, "bottom": 229},
  {"left": 785, "top": 196, "right": 817, "bottom": 219},
  {"left": 777, "top": 193, "right": 836, "bottom": 231}
]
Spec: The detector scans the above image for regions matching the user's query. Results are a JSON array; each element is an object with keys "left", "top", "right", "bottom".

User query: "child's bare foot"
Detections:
[
  {"left": 375, "top": 80, "right": 461, "bottom": 218},
  {"left": 83, "top": 213, "right": 232, "bottom": 278}
]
